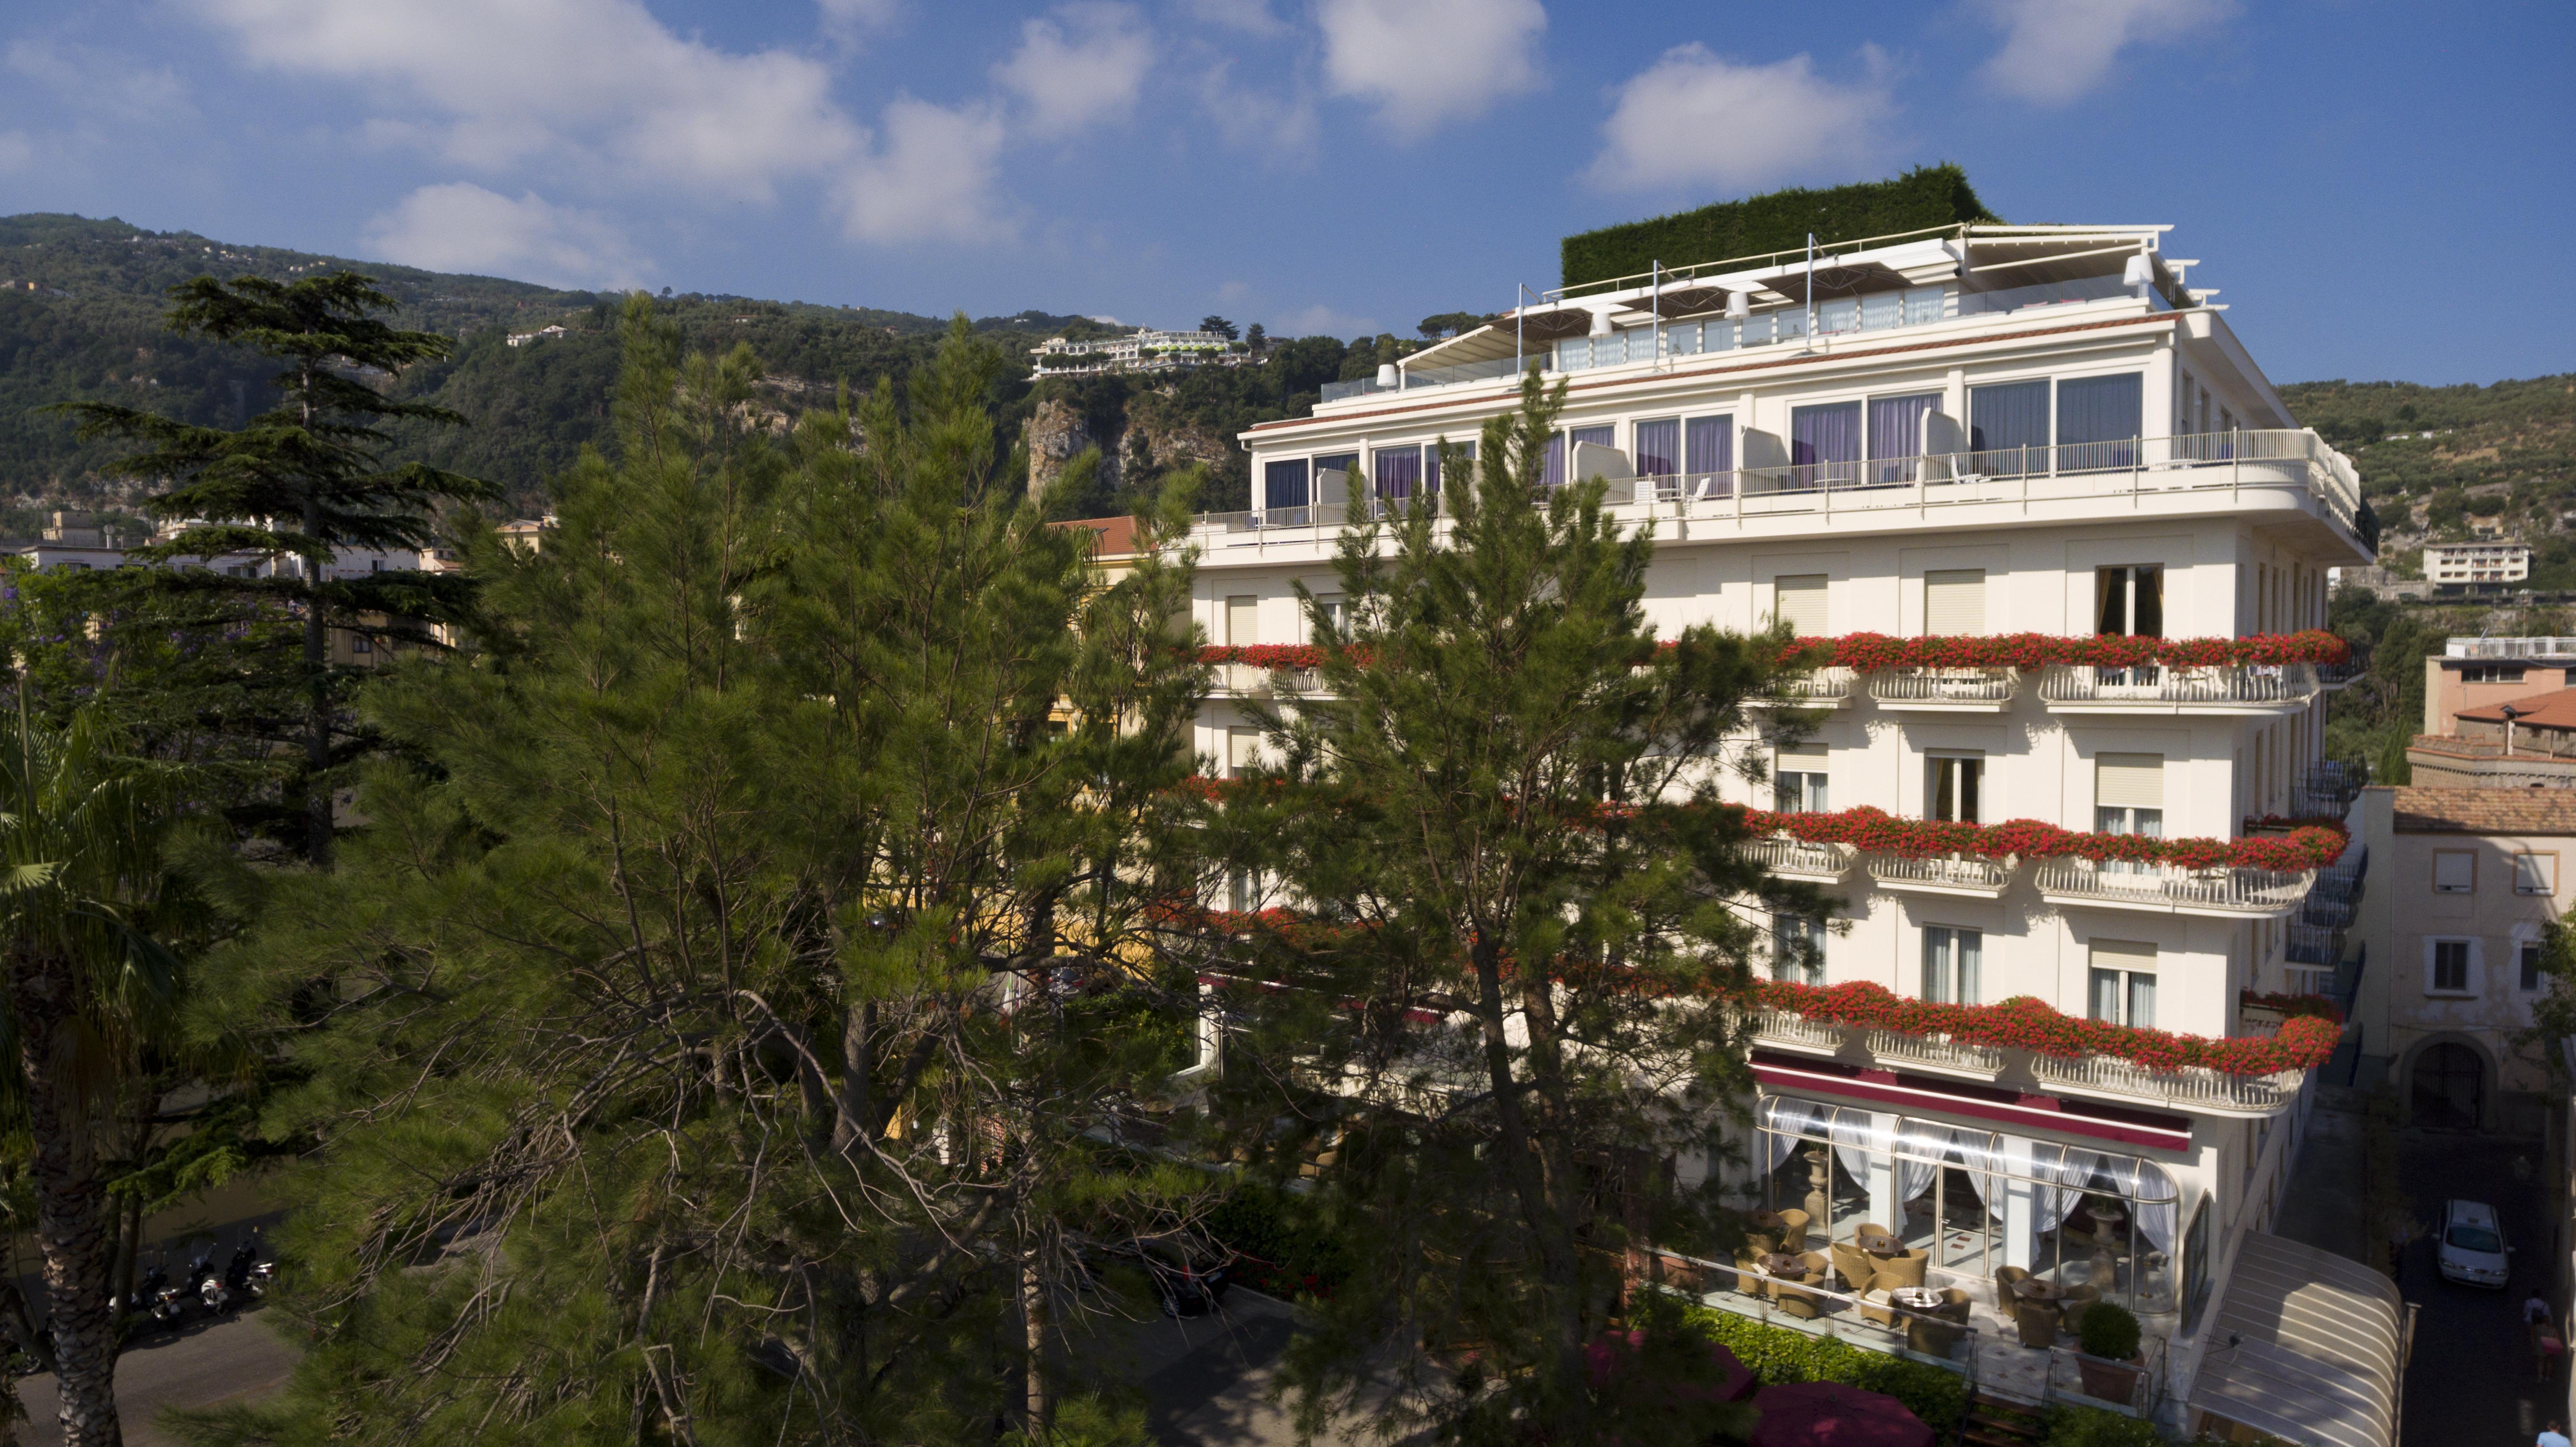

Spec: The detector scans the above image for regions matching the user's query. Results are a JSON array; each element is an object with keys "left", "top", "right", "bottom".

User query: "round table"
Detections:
[
  {"left": 1857, "top": 1232, "right": 1903, "bottom": 1255},
  {"left": 1758, "top": 1252, "right": 1805, "bottom": 1277},
  {"left": 1890, "top": 1288, "right": 1942, "bottom": 1312},
  {"left": 1749, "top": 1209, "right": 1786, "bottom": 1231},
  {"left": 2014, "top": 1278, "right": 2063, "bottom": 1303}
]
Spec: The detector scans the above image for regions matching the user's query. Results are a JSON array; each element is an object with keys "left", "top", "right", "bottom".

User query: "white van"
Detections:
[{"left": 2437, "top": 1198, "right": 2511, "bottom": 1288}]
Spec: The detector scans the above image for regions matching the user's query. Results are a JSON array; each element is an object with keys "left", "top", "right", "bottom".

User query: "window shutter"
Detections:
[
  {"left": 1774, "top": 574, "right": 1828, "bottom": 635},
  {"left": 1924, "top": 569, "right": 1987, "bottom": 636},
  {"left": 2096, "top": 754, "right": 2166, "bottom": 809},
  {"left": 1225, "top": 595, "right": 1258, "bottom": 647},
  {"left": 2088, "top": 938, "right": 2157, "bottom": 970},
  {"left": 2515, "top": 853, "right": 2553, "bottom": 894},
  {"left": 2434, "top": 851, "right": 2475, "bottom": 893},
  {"left": 1226, "top": 727, "right": 1261, "bottom": 778},
  {"left": 1777, "top": 744, "right": 1827, "bottom": 766}
]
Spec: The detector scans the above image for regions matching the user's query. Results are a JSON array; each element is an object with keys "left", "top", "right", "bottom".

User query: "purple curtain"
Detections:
[
  {"left": 1790, "top": 403, "right": 1861, "bottom": 488},
  {"left": 1374, "top": 446, "right": 1421, "bottom": 501},
  {"left": 1542, "top": 434, "right": 1566, "bottom": 489},
  {"left": 1633, "top": 418, "right": 1680, "bottom": 477},
  {"left": 1264, "top": 458, "right": 1309, "bottom": 510},
  {"left": 1425, "top": 439, "right": 1473, "bottom": 494},
  {"left": 1685, "top": 415, "right": 1733, "bottom": 475},
  {"left": 2058, "top": 373, "right": 2143, "bottom": 470},
  {"left": 1867, "top": 392, "right": 1939, "bottom": 483}
]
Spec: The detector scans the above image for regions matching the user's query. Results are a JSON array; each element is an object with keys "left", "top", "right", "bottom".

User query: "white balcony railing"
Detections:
[
  {"left": 1867, "top": 668, "right": 2019, "bottom": 709},
  {"left": 1749, "top": 1008, "right": 1844, "bottom": 1053},
  {"left": 1213, "top": 663, "right": 1324, "bottom": 697},
  {"left": 1864, "top": 852, "right": 2016, "bottom": 896},
  {"left": 1863, "top": 1029, "right": 2006, "bottom": 1076},
  {"left": 1748, "top": 836, "right": 1857, "bottom": 881},
  {"left": 2033, "top": 860, "right": 2313, "bottom": 917},
  {"left": 2035, "top": 662, "right": 2318, "bottom": 713},
  {"left": 2029, "top": 1052, "right": 2297, "bottom": 1115},
  {"left": 1749, "top": 667, "right": 1855, "bottom": 708}
]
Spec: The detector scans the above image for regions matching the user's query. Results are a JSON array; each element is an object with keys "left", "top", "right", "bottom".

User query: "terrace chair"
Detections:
[
  {"left": 2056, "top": 1286, "right": 2103, "bottom": 1339},
  {"left": 1873, "top": 1247, "right": 1929, "bottom": 1292},
  {"left": 1995, "top": 1265, "right": 2032, "bottom": 1300},
  {"left": 1906, "top": 1289, "right": 1974, "bottom": 1358},
  {"left": 1830, "top": 1240, "right": 1878, "bottom": 1293},
  {"left": 1769, "top": 1252, "right": 1833, "bottom": 1320},
  {"left": 1774, "top": 1207, "right": 1813, "bottom": 1254},
  {"left": 2013, "top": 1298, "right": 2061, "bottom": 1349}
]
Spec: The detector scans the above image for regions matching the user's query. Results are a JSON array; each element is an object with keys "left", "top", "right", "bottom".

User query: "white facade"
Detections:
[
  {"left": 2421, "top": 539, "right": 2530, "bottom": 586},
  {"left": 1169, "top": 223, "right": 2379, "bottom": 1425},
  {"left": 1028, "top": 328, "right": 1242, "bottom": 379}
]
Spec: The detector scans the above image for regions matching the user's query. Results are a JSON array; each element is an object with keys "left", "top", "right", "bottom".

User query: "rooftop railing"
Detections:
[
  {"left": 2444, "top": 637, "right": 2576, "bottom": 659},
  {"left": 1203, "top": 431, "right": 2368, "bottom": 556},
  {"left": 2035, "top": 662, "right": 2318, "bottom": 712},
  {"left": 2033, "top": 860, "right": 2313, "bottom": 916}
]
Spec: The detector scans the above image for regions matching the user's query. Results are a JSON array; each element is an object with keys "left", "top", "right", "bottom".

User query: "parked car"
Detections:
[{"left": 2437, "top": 1198, "right": 2511, "bottom": 1287}]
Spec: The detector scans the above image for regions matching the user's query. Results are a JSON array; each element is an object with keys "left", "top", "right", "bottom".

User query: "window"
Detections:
[
  {"left": 1923, "top": 569, "right": 1987, "bottom": 636},
  {"left": 1866, "top": 392, "right": 1942, "bottom": 483},
  {"left": 2088, "top": 939, "right": 2158, "bottom": 1027},
  {"left": 1922, "top": 927, "right": 1981, "bottom": 1004},
  {"left": 1541, "top": 433, "right": 1566, "bottom": 489},
  {"left": 1310, "top": 593, "right": 1348, "bottom": 641},
  {"left": 1772, "top": 915, "right": 1825, "bottom": 983},
  {"left": 1228, "top": 870, "right": 1254, "bottom": 914},
  {"left": 1225, "top": 595, "right": 1258, "bottom": 647},
  {"left": 1225, "top": 727, "right": 1261, "bottom": 780},
  {"left": 1372, "top": 446, "right": 1422, "bottom": 501},
  {"left": 1789, "top": 402, "right": 1862, "bottom": 485},
  {"left": 2522, "top": 940, "right": 2546, "bottom": 992},
  {"left": 352, "top": 634, "right": 373, "bottom": 655},
  {"left": 1927, "top": 753, "right": 1982, "bottom": 824},
  {"left": 2460, "top": 665, "right": 2527, "bottom": 684},
  {"left": 1633, "top": 418, "right": 1680, "bottom": 479},
  {"left": 2515, "top": 853, "right": 2556, "bottom": 896},
  {"left": 1772, "top": 574, "right": 1828, "bottom": 636},
  {"left": 2096, "top": 565, "right": 2164, "bottom": 638},
  {"left": 1684, "top": 415, "right": 1733, "bottom": 477},
  {"left": 1774, "top": 746, "right": 1828, "bottom": 813},
  {"left": 2058, "top": 374, "right": 2144, "bottom": 469},
  {"left": 2431, "top": 939, "right": 2472, "bottom": 993},
  {"left": 2433, "top": 850, "right": 2476, "bottom": 894},
  {"left": 1311, "top": 452, "right": 1358, "bottom": 507},
  {"left": 1424, "top": 438, "right": 1473, "bottom": 493},
  {"left": 1968, "top": 379, "right": 2049, "bottom": 473},
  {"left": 2094, "top": 753, "right": 2165, "bottom": 840}
]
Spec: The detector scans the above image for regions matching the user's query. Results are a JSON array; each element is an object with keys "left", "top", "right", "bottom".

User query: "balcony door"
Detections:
[
  {"left": 1927, "top": 753, "right": 1982, "bottom": 824},
  {"left": 1789, "top": 402, "right": 1861, "bottom": 491},
  {"left": 1922, "top": 926, "right": 1981, "bottom": 1004}
]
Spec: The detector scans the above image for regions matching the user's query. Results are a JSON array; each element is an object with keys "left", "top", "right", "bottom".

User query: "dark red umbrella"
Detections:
[
  {"left": 1748, "top": 1381, "right": 1932, "bottom": 1447},
  {"left": 1584, "top": 1330, "right": 1758, "bottom": 1401}
]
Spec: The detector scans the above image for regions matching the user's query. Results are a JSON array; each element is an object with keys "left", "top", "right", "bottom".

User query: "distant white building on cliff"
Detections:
[{"left": 1029, "top": 328, "right": 1244, "bottom": 380}]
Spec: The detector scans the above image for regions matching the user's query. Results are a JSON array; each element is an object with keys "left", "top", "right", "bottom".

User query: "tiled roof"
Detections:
[
  {"left": 2457, "top": 685, "right": 2576, "bottom": 730},
  {"left": 2386, "top": 785, "right": 2576, "bottom": 835},
  {"left": 1052, "top": 515, "right": 1140, "bottom": 558}
]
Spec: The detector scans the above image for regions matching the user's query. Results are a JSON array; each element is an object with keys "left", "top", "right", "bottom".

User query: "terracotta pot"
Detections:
[{"left": 2076, "top": 1354, "right": 2143, "bottom": 1405}]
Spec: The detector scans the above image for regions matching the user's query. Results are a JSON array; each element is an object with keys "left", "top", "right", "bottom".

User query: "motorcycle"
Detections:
[
  {"left": 180, "top": 1248, "right": 229, "bottom": 1318},
  {"left": 224, "top": 1237, "right": 271, "bottom": 1302}
]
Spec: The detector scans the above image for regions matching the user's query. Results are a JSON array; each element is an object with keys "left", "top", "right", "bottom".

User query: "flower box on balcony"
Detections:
[
  {"left": 1864, "top": 851, "right": 2017, "bottom": 898},
  {"left": 1867, "top": 667, "right": 2019, "bottom": 712},
  {"left": 2032, "top": 860, "right": 2313, "bottom": 918},
  {"left": 2034, "top": 662, "right": 2316, "bottom": 716}
]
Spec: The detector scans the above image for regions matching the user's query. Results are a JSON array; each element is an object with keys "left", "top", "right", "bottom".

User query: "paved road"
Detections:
[
  {"left": 16, "top": 1309, "right": 299, "bottom": 1447},
  {"left": 2391, "top": 1130, "right": 2559, "bottom": 1446}
]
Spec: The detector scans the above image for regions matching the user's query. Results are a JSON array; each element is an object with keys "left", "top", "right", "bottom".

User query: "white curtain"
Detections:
[
  {"left": 1944, "top": 1128, "right": 2005, "bottom": 1212},
  {"left": 1893, "top": 1119, "right": 1948, "bottom": 1206},
  {"left": 2028, "top": 1143, "right": 2097, "bottom": 1227},
  {"left": 1828, "top": 1106, "right": 1884, "bottom": 1192},
  {"left": 1758, "top": 1096, "right": 1830, "bottom": 1174},
  {"left": 2090, "top": 1155, "right": 2181, "bottom": 1254}
]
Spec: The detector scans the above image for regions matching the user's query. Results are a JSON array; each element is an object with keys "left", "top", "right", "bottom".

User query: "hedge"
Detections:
[
  {"left": 2044, "top": 1403, "right": 2169, "bottom": 1445},
  {"left": 1681, "top": 1304, "right": 1968, "bottom": 1437},
  {"left": 1561, "top": 165, "right": 2001, "bottom": 293}
]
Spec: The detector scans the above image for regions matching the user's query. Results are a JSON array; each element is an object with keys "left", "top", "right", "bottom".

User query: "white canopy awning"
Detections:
[{"left": 2189, "top": 1231, "right": 2402, "bottom": 1447}]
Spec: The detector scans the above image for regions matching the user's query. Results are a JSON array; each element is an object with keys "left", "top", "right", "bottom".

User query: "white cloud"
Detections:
[
  {"left": 1178, "top": 0, "right": 1287, "bottom": 36},
  {"left": 1586, "top": 44, "right": 1893, "bottom": 193},
  {"left": 1196, "top": 58, "right": 1318, "bottom": 161},
  {"left": 993, "top": 3, "right": 1156, "bottom": 134},
  {"left": 361, "top": 183, "right": 648, "bottom": 288},
  {"left": 1976, "top": 0, "right": 2231, "bottom": 104},
  {"left": 188, "top": 0, "right": 864, "bottom": 199},
  {"left": 818, "top": 0, "right": 903, "bottom": 44},
  {"left": 1317, "top": 0, "right": 1545, "bottom": 138},
  {"left": 8, "top": 39, "right": 194, "bottom": 127},
  {"left": 835, "top": 99, "right": 1009, "bottom": 245}
]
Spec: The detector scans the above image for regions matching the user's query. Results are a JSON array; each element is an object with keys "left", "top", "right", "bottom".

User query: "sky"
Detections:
[{"left": 0, "top": 0, "right": 2569, "bottom": 387}]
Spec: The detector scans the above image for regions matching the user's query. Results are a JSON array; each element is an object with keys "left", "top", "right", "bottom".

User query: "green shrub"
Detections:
[
  {"left": 1680, "top": 1305, "right": 1967, "bottom": 1436},
  {"left": 1558, "top": 165, "right": 2000, "bottom": 292},
  {"left": 2079, "top": 1301, "right": 2142, "bottom": 1362},
  {"left": 2044, "top": 1402, "right": 2166, "bottom": 1446}
]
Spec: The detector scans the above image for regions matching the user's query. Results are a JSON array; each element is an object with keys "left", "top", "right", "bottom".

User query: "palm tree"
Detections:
[{"left": 0, "top": 693, "right": 187, "bottom": 1447}]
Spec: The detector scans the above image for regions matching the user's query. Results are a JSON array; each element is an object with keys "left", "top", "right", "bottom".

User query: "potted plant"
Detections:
[{"left": 2075, "top": 1301, "right": 2145, "bottom": 1404}]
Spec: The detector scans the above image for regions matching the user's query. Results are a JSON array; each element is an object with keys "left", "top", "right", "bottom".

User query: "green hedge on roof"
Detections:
[{"left": 1560, "top": 164, "right": 2001, "bottom": 293}]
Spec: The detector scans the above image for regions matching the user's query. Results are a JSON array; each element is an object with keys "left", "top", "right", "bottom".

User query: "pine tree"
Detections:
[
  {"left": 55, "top": 271, "right": 494, "bottom": 866},
  {"left": 1208, "top": 371, "right": 1807, "bottom": 1445},
  {"left": 177, "top": 301, "right": 1215, "bottom": 1446}
]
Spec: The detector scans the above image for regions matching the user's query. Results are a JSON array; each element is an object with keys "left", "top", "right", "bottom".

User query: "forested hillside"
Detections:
[{"left": 0, "top": 212, "right": 1440, "bottom": 525}]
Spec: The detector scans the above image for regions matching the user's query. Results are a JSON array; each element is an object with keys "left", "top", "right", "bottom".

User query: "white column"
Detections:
[
  {"left": 2002, "top": 1135, "right": 2042, "bottom": 1270},
  {"left": 1868, "top": 1112, "right": 1901, "bottom": 1229}
]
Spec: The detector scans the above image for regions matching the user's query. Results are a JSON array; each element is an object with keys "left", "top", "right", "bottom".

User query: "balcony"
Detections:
[
  {"left": 1211, "top": 663, "right": 1324, "bottom": 698},
  {"left": 2027, "top": 1052, "right": 2297, "bottom": 1117},
  {"left": 1865, "top": 852, "right": 2016, "bottom": 898},
  {"left": 1749, "top": 667, "right": 1855, "bottom": 709},
  {"left": 1749, "top": 836, "right": 1857, "bottom": 881},
  {"left": 2032, "top": 860, "right": 2313, "bottom": 918},
  {"left": 1867, "top": 668, "right": 2019, "bottom": 712},
  {"left": 1862, "top": 1028, "right": 2006, "bottom": 1080},
  {"left": 2034, "top": 662, "right": 2317, "bottom": 716},
  {"left": 2284, "top": 923, "right": 2342, "bottom": 967},
  {"left": 1747, "top": 1008, "right": 1845, "bottom": 1055}
]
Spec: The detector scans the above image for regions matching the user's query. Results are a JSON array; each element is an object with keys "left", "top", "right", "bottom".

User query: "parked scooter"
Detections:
[
  {"left": 224, "top": 1234, "right": 271, "bottom": 1302},
  {"left": 180, "top": 1247, "right": 230, "bottom": 1317}
]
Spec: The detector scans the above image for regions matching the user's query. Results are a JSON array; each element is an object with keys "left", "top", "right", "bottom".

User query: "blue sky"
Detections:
[{"left": 0, "top": 0, "right": 2568, "bottom": 386}]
